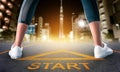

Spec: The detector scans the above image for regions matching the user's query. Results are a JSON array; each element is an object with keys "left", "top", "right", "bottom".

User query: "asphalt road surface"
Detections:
[{"left": 0, "top": 40, "right": 120, "bottom": 72}]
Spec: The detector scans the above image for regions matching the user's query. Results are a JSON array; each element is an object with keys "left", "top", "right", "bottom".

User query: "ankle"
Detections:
[
  {"left": 95, "top": 43, "right": 104, "bottom": 48},
  {"left": 12, "top": 43, "right": 21, "bottom": 48}
]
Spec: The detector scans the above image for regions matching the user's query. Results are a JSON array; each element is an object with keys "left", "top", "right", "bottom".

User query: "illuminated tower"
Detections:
[{"left": 59, "top": 0, "right": 64, "bottom": 39}]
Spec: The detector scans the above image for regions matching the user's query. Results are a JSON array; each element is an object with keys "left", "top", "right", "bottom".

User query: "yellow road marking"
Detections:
[
  {"left": 19, "top": 50, "right": 69, "bottom": 59},
  {"left": 27, "top": 62, "right": 91, "bottom": 70},
  {"left": 19, "top": 50, "right": 104, "bottom": 60},
  {"left": 114, "top": 50, "right": 120, "bottom": 54},
  {"left": 0, "top": 50, "right": 9, "bottom": 55},
  {"left": 19, "top": 58, "right": 103, "bottom": 60},
  {"left": 0, "top": 43, "right": 37, "bottom": 55},
  {"left": 63, "top": 50, "right": 95, "bottom": 59}
]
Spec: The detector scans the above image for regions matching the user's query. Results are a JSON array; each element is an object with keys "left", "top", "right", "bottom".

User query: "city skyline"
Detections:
[{"left": 35, "top": 0, "right": 83, "bottom": 37}]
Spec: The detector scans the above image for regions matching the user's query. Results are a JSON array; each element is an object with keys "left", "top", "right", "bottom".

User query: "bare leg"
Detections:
[
  {"left": 13, "top": 23, "right": 28, "bottom": 47},
  {"left": 89, "top": 21, "right": 113, "bottom": 58},
  {"left": 89, "top": 21, "right": 103, "bottom": 47},
  {"left": 81, "top": 0, "right": 113, "bottom": 58},
  {"left": 9, "top": 0, "right": 39, "bottom": 59}
]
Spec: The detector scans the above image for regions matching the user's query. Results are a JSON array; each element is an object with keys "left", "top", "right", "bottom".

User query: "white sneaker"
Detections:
[
  {"left": 9, "top": 46, "right": 23, "bottom": 59},
  {"left": 94, "top": 43, "right": 113, "bottom": 58}
]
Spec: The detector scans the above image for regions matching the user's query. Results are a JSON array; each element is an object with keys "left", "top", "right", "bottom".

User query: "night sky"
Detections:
[{"left": 35, "top": 0, "right": 83, "bottom": 37}]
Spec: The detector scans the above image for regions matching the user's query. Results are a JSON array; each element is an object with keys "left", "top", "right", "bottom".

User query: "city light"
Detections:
[
  {"left": 41, "top": 28, "right": 49, "bottom": 41},
  {"left": 115, "top": 24, "right": 120, "bottom": 29},
  {"left": 2, "top": 25, "right": 8, "bottom": 30},
  {"left": 6, "top": 9, "right": 12, "bottom": 16},
  {"left": 78, "top": 19, "right": 86, "bottom": 28},
  {"left": 60, "top": 17, "right": 63, "bottom": 20},
  {"left": 68, "top": 31, "right": 74, "bottom": 41},
  {"left": 1, "top": 0, "right": 7, "bottom": 4},
  {"left": 4, "top": 17, "right": 10, "bottom": 23},
  {"left": 42, "top": 35, "right": 48, "bottom": 41},
  {"left": 0, "top": 4, "right": 5, "bottom": 11},
  {"left": 7, "top": 2, "right": 13, "bottom": 8}
]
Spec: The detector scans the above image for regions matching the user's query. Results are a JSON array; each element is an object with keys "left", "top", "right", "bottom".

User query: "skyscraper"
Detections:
[
  {"left": 59, "top": 0, "right": 64, "bottom": 39},
  {"left": 36, "top": 16, "right": 43, "bottom": 39}
]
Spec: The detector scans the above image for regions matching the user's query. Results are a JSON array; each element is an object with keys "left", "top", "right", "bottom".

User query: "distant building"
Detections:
[
  {"left": 59, "top": 0, "right": 65, "bottom": 39},
  {"left": 0, "top": 0, "right": 23, "bottom": 30},
  {"left": 98, "top": 0, "right": 120, "bottom": 41},
  {"left": 44, "top": 23, "right": 50, "bottom": 39},
  {"left": 35, "top": 16, "right": 43, "bottom": 39}
]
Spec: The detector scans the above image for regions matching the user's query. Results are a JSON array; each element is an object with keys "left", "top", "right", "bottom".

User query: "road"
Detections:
[{"left": 0, "top": 40, "right": 120, "bottom": 72}]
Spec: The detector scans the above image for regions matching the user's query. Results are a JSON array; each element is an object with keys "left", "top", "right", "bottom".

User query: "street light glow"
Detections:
[{"left": 78, "top": 19, "right": 86, "bottom": 28}]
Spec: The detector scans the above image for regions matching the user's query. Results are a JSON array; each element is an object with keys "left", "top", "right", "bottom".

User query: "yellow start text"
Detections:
[{"left": 27, "top": 62, "right": 90, "bottom": 71}]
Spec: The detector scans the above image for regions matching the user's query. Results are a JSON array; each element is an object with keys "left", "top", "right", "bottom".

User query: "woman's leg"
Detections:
[
  {"left": 9, "top": 0, "right": 39, "bottom": 59},
  {"left": 89, "top": 21, "right": 102, "bottom": 46},
  {"left": 81, "top": 0, "right": 113, "bottom": 58},
  {"left": 13, "top": 23, "right": 28, "bottom": 47},
  {"left": 13, "top": 0, "right": 39, "bottom": 47},
  {"left": 81, "top": 0, "right": 102, "bottom": 46}
]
